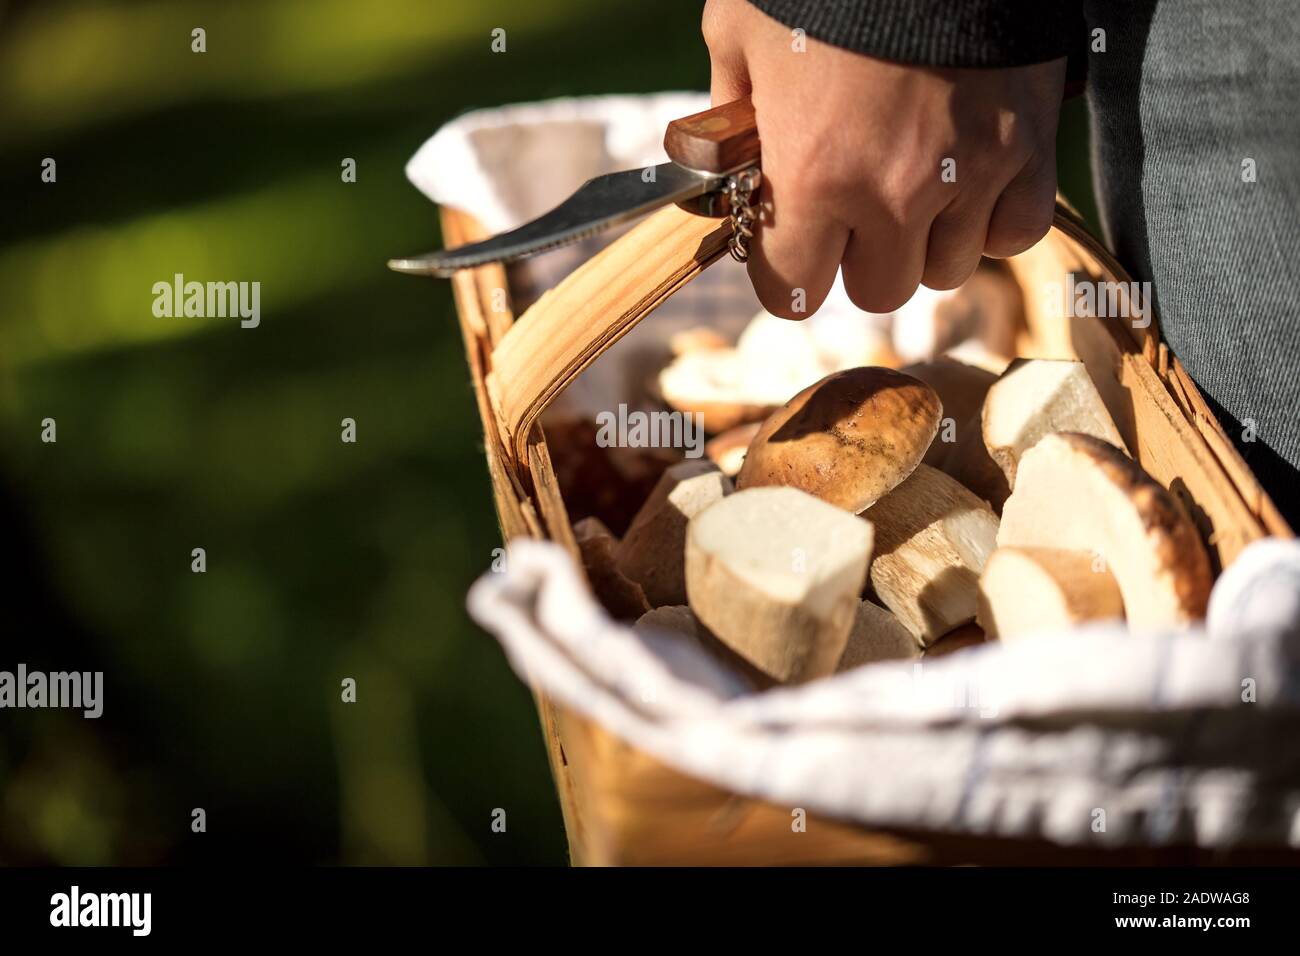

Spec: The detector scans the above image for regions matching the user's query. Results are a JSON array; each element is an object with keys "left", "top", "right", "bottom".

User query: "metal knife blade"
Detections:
[{"left": 387, "top": 161, "right": 729, "bottom": 277}]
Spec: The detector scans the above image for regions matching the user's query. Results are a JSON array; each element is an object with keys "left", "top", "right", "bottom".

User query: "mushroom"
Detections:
[
  {"left": 892, "top": 266, "right": 1022, "bottom": 364},
  {"left": 656, "top": 348, "right": 783, "bottom": 433},
  {"left": 982, "top": 358, "right": 1127, "bottom": 488},
  {"left": 976, "top": 546, "right": 1124, "bottom": 641},
  {"left": 616, "top": 460, "right": 732, "bottom": 607},
  {"left": 941, "top": 411, "right": 1011, "bottom": 511},
  {"left": 861, "top": 464, "right": 1000, "bottom": 645},
  {"left": 573, "top": 516, "right": 651, "bottom": 620},
  {"left": 807, "top": 310, "right": 900, "bottom": 372},
  {"left": 899, "top": 358, "right": 998, "bottom": 468},
  {"left": 923, "top": 623, "right": 988, "bottom": 658},
  {"left": 736, "top": 367, "right": 942, "bottom": 513},
  {"left": 997, "top": 433, "right": 1212, "bottom": 628},
  {"left": 634, "top": 604, "right": 706, "bottom": 641},
  {"left": 657, "top": 312, "right": 829, "bottom": 434},
  {"left": 685, "top": 487, "right": 874, "bottom": 683},
  {"left": 836, "top": 601, "right": 922, "bottom": 670},
  {"left": 634, "top": 605, "right": 771, "bottom": 690}
]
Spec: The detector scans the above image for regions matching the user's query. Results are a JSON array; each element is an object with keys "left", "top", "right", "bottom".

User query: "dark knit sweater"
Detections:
[{"left": 749, "top": 0, "right": 1080, "bottom": 67}]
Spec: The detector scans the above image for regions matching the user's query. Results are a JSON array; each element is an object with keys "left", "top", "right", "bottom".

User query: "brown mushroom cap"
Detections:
[{"left": 736, "top": 367, "right": 943, "bottom": 513}]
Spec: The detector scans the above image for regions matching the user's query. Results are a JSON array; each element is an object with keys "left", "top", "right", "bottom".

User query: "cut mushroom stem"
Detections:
[
  {"left": 861, "top": 464, "right": 1000, "bottom": 645},
  {"left": 982, "top": 358, "right": 1127, "bottom": 488},
  {"left": 685, "top": 487, "right": 874, "bottom": 683}
]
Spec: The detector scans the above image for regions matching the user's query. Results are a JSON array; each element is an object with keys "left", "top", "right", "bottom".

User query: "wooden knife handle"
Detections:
[{"left": 664, "top": 96, "right": 759, "bottom": 173}]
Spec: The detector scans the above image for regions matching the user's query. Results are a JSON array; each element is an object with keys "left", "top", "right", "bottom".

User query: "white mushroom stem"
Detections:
[
  {"left": 685, "top": 487, "right": 874, "bottom": 683},
  {"left": 861, "top": 464, "right": 1000, "bottom": 645},
  {"left": 982, "top": 358, "right": 1127, "bottom": 488}
]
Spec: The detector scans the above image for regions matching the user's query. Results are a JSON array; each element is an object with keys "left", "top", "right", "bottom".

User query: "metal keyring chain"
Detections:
[{"left": 725, "top": 167, "right": 762, "bottom": 263}]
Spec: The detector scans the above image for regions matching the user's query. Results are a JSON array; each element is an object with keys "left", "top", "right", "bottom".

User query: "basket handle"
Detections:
[
  {"left": 488, "top": 203, "right": 731, "bottom": 464},
  {"left": 487, "top": 201, "right": 1120, "bottom": 468},
  {"left": 483, "top": 97, "right": 761, "bottom": 464}
]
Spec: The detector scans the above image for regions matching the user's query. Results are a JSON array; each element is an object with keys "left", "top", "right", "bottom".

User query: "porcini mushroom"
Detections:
[
  {"left": 861, "top": 464, "right": 1000, "bottom": 645},
  {"left": 705, "top": 422, "right": 761, "bottom": 477},
  {"left": 573, "top": 516, "right": 650, "bottom": 620},
  {"left": 899, "top": 358, "right": 998, "bottom": 468},
  {"left": 941, "top": 411, "right": 1011, "bottom": 510},
  {"left": 997, "top": 433, "right": 1212, "bottom": 628},
  {"left": 982, "top": 358, "right": 1127, "bottom": 488},
  {"left": 685, "top": 487, "right": 874, "bottom": 683},
  {"left": 836, "top": 601, "right": 922, "bottom": 670},
  {"left": 736, "top": 367, "right": 942, "bottom": 513},
  {"left": 616, "top": 460, "right": 732, "bottom": 607}
]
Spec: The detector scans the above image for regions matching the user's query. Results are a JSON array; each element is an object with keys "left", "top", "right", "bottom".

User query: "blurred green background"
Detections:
[{"left": 0, "top": 0, "right": 1095, "bottom": 865}]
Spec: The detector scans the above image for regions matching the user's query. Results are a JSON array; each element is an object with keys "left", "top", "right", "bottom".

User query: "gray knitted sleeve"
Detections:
[{"left": 747, "top": 0, "right": 1082, "bottom": 67}]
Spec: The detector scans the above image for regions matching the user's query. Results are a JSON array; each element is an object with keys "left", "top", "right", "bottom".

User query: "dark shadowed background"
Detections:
[{"left": 0, "top": 0, "right": 1095, "bottom": 864}]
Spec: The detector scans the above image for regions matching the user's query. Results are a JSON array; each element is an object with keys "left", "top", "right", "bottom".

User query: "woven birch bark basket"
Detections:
[{"left": 417, "top": 94, "right": 1297, "bottom": 866}]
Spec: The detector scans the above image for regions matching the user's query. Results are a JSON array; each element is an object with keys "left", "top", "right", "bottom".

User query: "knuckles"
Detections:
[
  {"left": 994, "top": 113, "right": 1037, "bottom": 166},
  {"left": 750, "top": 100, "right": 1055, "bottom": 308}
]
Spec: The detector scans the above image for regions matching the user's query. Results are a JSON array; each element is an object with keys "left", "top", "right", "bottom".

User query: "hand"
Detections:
[{"left": 703, "top": 0, "right": 1066, "bottom": 317}]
